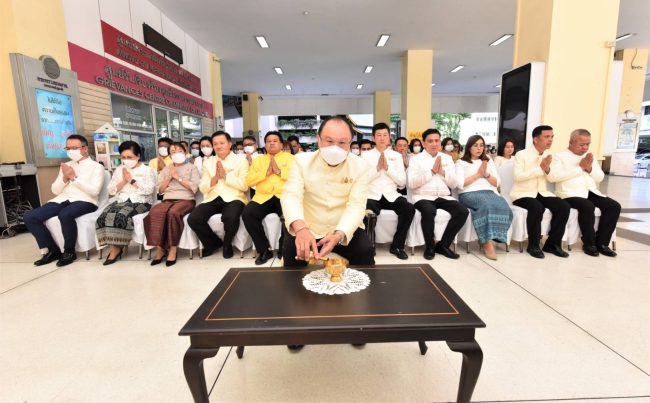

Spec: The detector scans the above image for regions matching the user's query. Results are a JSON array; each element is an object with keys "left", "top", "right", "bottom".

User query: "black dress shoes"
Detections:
[
  {"left": 582, "top": 244, "right": 600, "bottom": 257},
  {"left": 222, "top": 244, "right": 234, "bottom": 259},
  {"left": 526, "top": 245, "right": 545, "bottom": 259},
  {"left": 150, "top": 254, "right": 167, "bottom": 266},
  {"left": 434, "top": 244, "right": 460, "bottom": 259},
  {"left": 596, "top": 244, "right": 617, "bottom": 257},
  {"left": 165, "top": 259, "right": 177, "bottom": 267},
  {"left": 389, "top": 246, "right": 408, "bottom": 260},
  {"left": 255, "top": 249, "right": 274, "bottom": 265},
  {"left": 542, "top": 243, "right": 569, "bottom": 258},
  {"left": 202, "top": 239, "right": 223, "bottom": 258},
  {"left": 56, "top": 251, "right": 77, "bottom": 267},
  {"left": 287, "top": 345, "right": 304, "bottom": 351},
  {"left": 423, "top": 247, "right": 435, "bottom": 260},
  {"left": 34, "top": 250, "right": 62, "bottom": 266}
]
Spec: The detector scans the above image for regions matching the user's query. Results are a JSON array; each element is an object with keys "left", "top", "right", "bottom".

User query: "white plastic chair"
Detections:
[
  {"left": 565, "top": 207, "right": 617, "bottom": 251},
  {"left": 250, "top": 213, "right": 283, "bottom": 256}
]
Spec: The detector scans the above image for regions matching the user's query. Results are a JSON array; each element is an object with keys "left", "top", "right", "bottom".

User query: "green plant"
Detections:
[{"left": 431, "top": 113, "right": 471, "bottom": 139}]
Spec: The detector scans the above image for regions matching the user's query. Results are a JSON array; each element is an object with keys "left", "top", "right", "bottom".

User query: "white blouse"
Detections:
[
  {"left": 455, "top": 158, "right": 500, "bottom": 194},
  {"left": 108, "top": 164, "right": 157, "bottom": 204}
]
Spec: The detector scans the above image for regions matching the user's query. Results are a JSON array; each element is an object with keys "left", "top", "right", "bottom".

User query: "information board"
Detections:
[{"left": 35, "top": 89, "right": 76, "bottom": 159}]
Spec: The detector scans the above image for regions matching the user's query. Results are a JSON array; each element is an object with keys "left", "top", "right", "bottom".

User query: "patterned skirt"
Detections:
[
  {"left": 96, "top": 200, "right": 151, "bottom": 246},
  {"left": 459, "top": 190, "right": 512, "bottom": 244}
]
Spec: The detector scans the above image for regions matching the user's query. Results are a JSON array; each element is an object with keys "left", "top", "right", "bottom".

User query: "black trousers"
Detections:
[
  {"left": 366, "top": 196, "right": 415, "bottom": 249},
  {"left": 242, "top": 196, "right": 283, "bottom": 252},
  {"left": 187, "top": 197, "right": 245, "bottom": 250},
  {"left": 283, "top": 228, "right": 375, "bottom": 267},
  {"left": 414, "top": 198, "right": 469, "bottom": 248},
  {"left": 565, "top": 192, "right": 621, "bottom": 246},
  {"left": 513, "top": 194, "right": 570, "bottom": 247}
]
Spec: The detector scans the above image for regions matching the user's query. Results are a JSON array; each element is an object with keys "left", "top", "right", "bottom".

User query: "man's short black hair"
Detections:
[
  {"left": 118, "top": 140, "right": 141, "bottom": 156},
  {"left": 532, "top": 125, "right": 553, "bottom": 138},
  {"left": 372, "top": 122, "right": 390, "bottom": 135},
  {"left": 287, "top": 135, "right": 300, "bottom": 143},
  {"left": 350, "top": 141, "right": 359, "bottom": 147},
  {"left": 359, "top": 139, "right": 372, "bottom": 147},
  {"left": 422, "top": 128, "right": 441, "bottom": 141},
  {"left": 395, "top": 137, "right": 408, "bottom": 145},
  {"left": 264, "top": 131, "right": 282, "bottom": 143},
  {"left": 317, "top": 116, "right": 354, "bottom": 138},
  {"left": 66, "top": 134, "right": 88, "bottom": 146},
  {"left": 243, "top": 135, "right": 257, "bottom": 143},
  {"left": 211, "top": 130, "right": 232, "bottom": 142},
  {"left": 157, "top": 137, "right": 172, "bottom": 146}
]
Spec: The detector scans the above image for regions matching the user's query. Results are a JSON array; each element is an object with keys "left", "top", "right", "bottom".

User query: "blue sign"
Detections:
[{"left": 35, "top": 89, "right": 75, "bottom": 159}]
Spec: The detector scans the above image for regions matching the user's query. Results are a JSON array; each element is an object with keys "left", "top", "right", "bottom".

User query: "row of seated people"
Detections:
[{"left": 23, "top": 119, "right": 619, "bottom": 268}]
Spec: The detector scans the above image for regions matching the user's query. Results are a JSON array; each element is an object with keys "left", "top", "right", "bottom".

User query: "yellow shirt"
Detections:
[
  {"left": 245, "top": 151, "right": 294, "bottom": 204},
  {"left": 148, "top": 156, "right": 172, "bottom": 178},
  {"left": 198, "top": 152, "right": 249, "bottom": 204}
]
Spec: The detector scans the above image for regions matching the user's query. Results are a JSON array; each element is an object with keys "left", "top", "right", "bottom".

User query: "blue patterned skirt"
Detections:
[
  {"left": 458, "top": 190, "right": 512, "bottom": 244},
  {"left": 96, "top": 200, "right": 151, "bottom": 246}
]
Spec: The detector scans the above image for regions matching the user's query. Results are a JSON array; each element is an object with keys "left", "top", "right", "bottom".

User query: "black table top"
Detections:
[{"left": 180, "top": 264, "right": 485, "bottom": 336}]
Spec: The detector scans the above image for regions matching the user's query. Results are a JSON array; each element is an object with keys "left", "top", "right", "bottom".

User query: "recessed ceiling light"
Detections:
[
  {"left": 431, "top": 83, "right": 436, "bottom": 86},
  {"left": 450, "top": 65, "right": 465, "bottom": 73},
  {"left": 364, "top": 65, "right": 373, "bottom": 73},
  {"left": 255, "top": 36, "right": 269, "bottom": 48},
  {"left": 274, "top": 67, "right": 283, "bottom": 75},
  {"left": 285, "top": 84, "right": 292, "bottom": 90},
  {"left": 616, "top": 33, "right": 635, "bottom": 42},
  {"left": 376, "top": 34, "right": 390, "bottom": 47},
  {"left": 356, "top": 84, "right": 363, "bottom": 90},
  {"left": 495, "top": 84, "right": 501, "bottom": 88},
  {"left": 489, "top": 34, "right": 513, "bottom": 47},
  {"left": 303, "top": 11, "right": 310, "bottom": 15}
]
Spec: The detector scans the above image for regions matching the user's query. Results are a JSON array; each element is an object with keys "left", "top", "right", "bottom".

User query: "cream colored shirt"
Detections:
[
  {"left": 281, "top": 151, "right": 369, "bottom": 245},
  {"left": 50, "top": 157, "right": 105, "bottom": 205},
  {"left": 510, "top": 147, "right": 555, "bottom": 201},
  {"left": 455, "top": 158, "right": 500, "bottom": 194},
  {"left": 361, "top": 148, "right": 406, "bottom": 202},
  {"left": 547, "top": 149, "right": 605, "bottom": 199},
  {"left": 108, "top": 164, "right": 157, "bottom": 204},
  {"left": 407, "top": 151, "right": 457, "bottom": 202},
  {"left": 198, "top": 152, "right": 249, "bottom": 204}
]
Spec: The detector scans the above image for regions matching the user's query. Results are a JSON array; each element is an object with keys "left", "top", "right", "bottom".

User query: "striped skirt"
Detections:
[
  {"left": 458, "top": 190, "right": 512, "bottom": 244},
  {"left": 143, "top": 199, "right": 195, "bottom": 249},
  {"left": 96, "top": 200, "right": 151, "bottom": 246}
]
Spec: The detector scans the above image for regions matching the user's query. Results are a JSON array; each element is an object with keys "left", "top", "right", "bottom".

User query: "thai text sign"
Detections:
[{"left": 35, "top": 89, "right": 75, "bottom": 159}]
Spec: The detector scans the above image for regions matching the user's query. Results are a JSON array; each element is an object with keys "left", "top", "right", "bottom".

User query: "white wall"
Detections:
[{"left": 62, "top": 0, "right": 212, "bottom": 104}]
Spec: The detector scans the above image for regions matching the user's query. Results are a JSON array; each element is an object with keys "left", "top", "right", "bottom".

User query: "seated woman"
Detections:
[
  {"left": 409, "top": 138, "right": 423, "bottom": 155},
  {"left": 494, "top": 138, "right": 516, "bottom": 168},
  {"left": 442, "top": 137, "right": 461, "bottom": 162},
  {"left": 96, "top": 141, "right": 157, "bottom": 265},
  {"left": 455, "top": 135, "right": 513, "bottom": 260},
  {"left": 144, "top": 142, "right": 200, "bottom": 267},
  {"left": 193, "top": 136, "right": 213, "bottom": 176}
]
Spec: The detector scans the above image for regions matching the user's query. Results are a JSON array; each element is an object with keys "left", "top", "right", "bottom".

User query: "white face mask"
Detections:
[
  {"left": 243, "top": 145, "right": 255, "bottom": 154},
  {"left": 319, "top": 145, "right": 349, "bottom": 166},
  {"left": 351, "top": 149, "right": 360, "bottom": 156},
  {"left": 171, "top": 152, "right": 186, "bottom": 164},
  {"left": 67, "top": 149, "right": 83, "bottom": 162},
  {"left": 236, "top": 150, "right": 245, "bottom": 155},
  {"left": 122, "top": 159, "right": 137, "bottom": 169},
  {"left": 444, "top": 144, "right": 455, "bottom": 152},
  {"left": 158, "top": 147, "right": 169, "bottom": 157},
  {"left": 201, "top": 147, "right": 213, "bottom": 156},
  {"left": 413, "top": 146, "right": 422, "bottom": 153},
  {"left": 191, "top": 149, "right": 200, "bottom": 157}
]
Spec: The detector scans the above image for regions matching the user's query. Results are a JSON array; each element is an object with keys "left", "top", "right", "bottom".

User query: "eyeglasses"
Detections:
[{"left": 64, "top": 146, "right": 85, "bottom": 151}]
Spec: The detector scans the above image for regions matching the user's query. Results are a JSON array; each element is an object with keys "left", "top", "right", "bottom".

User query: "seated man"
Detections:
[
  {"left": 408, "top": 129, "right": 468, "bottom": 260},
  {"left": 287, "top": 135, "right": 304, "bottom": 155},
  {"left": 149, "top": 137, "right": 173, "bottom": 175},
  {"left": 547, "top": 129, "right": 620, "bottom": 257},
  {"left": 187, "top": 131, "right": 249, "bottom": 259},
  {"left": 350, "top": 141, "right": 360, "bottom": 156},
  {"left": 242, "top": 131, "right": 294, "bottom": 265},
  {"left": 281, "top": 116, "right": 374, "bottom": 267},
  {"left": 361, "top": 122, "right": 415, "bottom": 259},
  {"left": 511, "top": 125, "right": 570, "bottom": 258},
  {"left": 359, "top": 139, "right": 373, "bottom": 153},
  {"left": 24, "top": 134, "right": 105, "bottom": 267},
  {"left": 242, "top": 135, "right": 260, "bottom": 164}
]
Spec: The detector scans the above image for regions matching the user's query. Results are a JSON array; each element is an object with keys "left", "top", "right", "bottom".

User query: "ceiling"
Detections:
[{"left": 149, "top": 0, "right": 650, "bottom": 97}]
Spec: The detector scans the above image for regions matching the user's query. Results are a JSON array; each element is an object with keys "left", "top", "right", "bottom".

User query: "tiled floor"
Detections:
[{"left": 1, "top": 175, "right": 649, "bottom": 403}]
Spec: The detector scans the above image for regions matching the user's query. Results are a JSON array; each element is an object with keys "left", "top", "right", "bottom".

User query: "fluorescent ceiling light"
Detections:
[
  {"left": 495, "top": 84, "right": 501, "bottom": 88},
  {"left": 255, "top": 36, "right": 269, "bottom": 48},
  {"left": 364, "top": 65, "right": 373, "bottom": 73},
  {"left": 274, "top": 67, "right": 283, "bottom": 75},
  {"left": 431, "top": 83, "right": 436, "bottom": 86},
  {"left": 376, "top": 34, "right": 390, "bottom": 47},
  {"left": 489, "top": 34, "right": 513, "bottom": 47},
  {"left": 616, "top": 33, "right": 635, "bottom": 42},
  {"left": 285, "top": 84, "right": 292, "bottom": 90},
  {"left": 450, "top": 65, "right": 465, "bottom": 73},
  {"left": 356, "top": 84, "right": 363, "bottom": 90}
]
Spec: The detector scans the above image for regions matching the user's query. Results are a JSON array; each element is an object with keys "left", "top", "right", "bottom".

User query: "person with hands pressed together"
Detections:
[
  {"left": 187, "top": 131, "right": 249, "bottom": 259},
  {"left": 149, "top": 137, "right": 173, "bottom": 175}
]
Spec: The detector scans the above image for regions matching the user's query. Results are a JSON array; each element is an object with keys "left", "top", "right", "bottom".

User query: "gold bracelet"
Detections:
[{"left": 295, "top": 225, "right": 310, "bottom": 234}]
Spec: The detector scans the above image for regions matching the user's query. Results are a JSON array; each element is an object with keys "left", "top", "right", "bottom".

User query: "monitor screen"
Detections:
[
  {"left": 35, "top": 89, "right": 76, "bottom": 159},
  {"left": 498, "top": 63, "right": 531, "bottom": 152}
]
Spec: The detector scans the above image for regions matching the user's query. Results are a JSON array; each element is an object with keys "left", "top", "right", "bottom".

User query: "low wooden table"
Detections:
[{"left": 179, "top": 264, "right": 486, "bottom": 402}]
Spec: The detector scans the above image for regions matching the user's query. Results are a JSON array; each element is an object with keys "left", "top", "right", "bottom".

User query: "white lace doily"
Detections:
[{"left": 302, "top": 268, "right": 370, "bottom": 295}]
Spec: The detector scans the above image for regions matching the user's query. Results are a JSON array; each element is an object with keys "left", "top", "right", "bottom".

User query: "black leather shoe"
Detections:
[
  {"left": 582, "top": 245, "right": 600, "bottom": 257},
  {"left": 255, "top": 249, "right": 274, "bottom": 265},
  {"left": 542, "top": 244, "right": 569, "bottom": 258},
  {"left": 434, "top": 244, "right": 460, "bottom": 259},
  {"left": 223, "top": 244, "right": 234, "bottom": 259},
  {"left": 56, "top": 251, "right": 77, "bottom": 267},
  {"left": 596, "top": 244, "right": 617, "bottom": 257},
  {"left": 389, "top": 246, "right": 408, "bottom": 260},
  {"left": 103, "top": 248, "right": 123, "bottom": 266},
  {"left": 34, "top": 250, "right": 62, "bottom": 266},
  {"left": 165, "top": 259, "right": 177, "bottom": 267},
  {"left": 423, "top": 247, "right": 435, "bottom": 260},
  {"left": 287, "top": 345, "right": 304, "bottom": 351},
  {"left": 526, "top": 245, "right": 545, "bottom": 259},
  {"left": 150, "top": 254, "right": 167, "bottom": 266}
]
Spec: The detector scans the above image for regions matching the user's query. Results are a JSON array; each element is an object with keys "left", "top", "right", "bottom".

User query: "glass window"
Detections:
[
  {"left": 182, "top": 114, "right": 202, "bottom": 140},
  {"left": 120, "top": 132, "right": 156, "bottom": 164},
  {"left": 155, "top": 108, "right": 169, "bottom": 139},
  {"left": 111, "top": 94, "right": 154, "bottom": 133},
  {"left": 169, "top": 111, "right": 181, "bottom": 140}
]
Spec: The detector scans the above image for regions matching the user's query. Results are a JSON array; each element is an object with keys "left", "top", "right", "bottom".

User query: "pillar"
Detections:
[
  {"left": 241, "top": 91, "right": 260, "bottom": 140},
  {"left": 373, "top": 90, "right": 391, "bottom": 126},
  {"left": 209, "top": 52, "right": 225, "bottom": 131},
  {"left": 513, "top": 0, "right": 620, "bottom": 156},
  {"left": 401, "top": 50, "right": 433, "bottom": 140}
]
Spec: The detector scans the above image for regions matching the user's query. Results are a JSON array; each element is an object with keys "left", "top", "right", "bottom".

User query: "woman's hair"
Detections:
[
  {"left": 461, "top": 135, "right": 488, "bottom": 163},
  {"left": 169, "top": 141, "right": 185, "bottom": 154},
  {"left": 409, "top": 138, "right": 422, "bottom": 153},
  {"left": 497, "top": 138, "right": 515, "bottom": 157},
  {"left": 441, "top": 137, "right": 454, "bottom": 148},
  {"left": 118, "top": 140, "right": 141, "bottom": 157}
]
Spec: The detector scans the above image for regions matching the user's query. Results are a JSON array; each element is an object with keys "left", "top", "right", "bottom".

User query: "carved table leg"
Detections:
[
  {"left": 183, "top": 346, "right": 220, "bottom": 403},
  {"left": 446, "top": 339, "right": 483, "bottom": 403}
]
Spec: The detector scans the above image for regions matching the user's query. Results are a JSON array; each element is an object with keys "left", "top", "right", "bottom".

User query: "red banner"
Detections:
[
  {"left": 69, "top": 42, "right": 213, "bottom": 118},
  {"left": 101, "top": 21, "right": 201, "bottom": 95}
]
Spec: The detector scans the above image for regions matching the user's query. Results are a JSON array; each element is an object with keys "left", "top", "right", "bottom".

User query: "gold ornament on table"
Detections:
[{"left": 302, "top": 253, "right": 349, "bottom": 283}]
